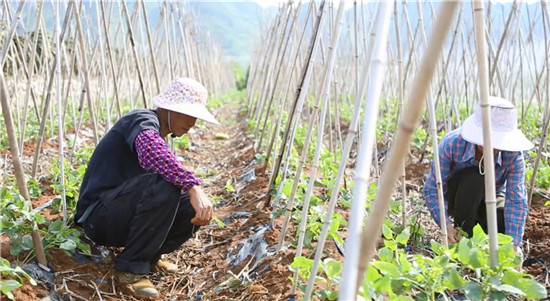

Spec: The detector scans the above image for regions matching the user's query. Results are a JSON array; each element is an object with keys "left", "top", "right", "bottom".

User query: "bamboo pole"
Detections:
[
  {"left": 271, "top": 4, "right": 328, "bottom": 211},
  {"left": 17, "top": 1, "right": 43, "bottom": 154},
  {"left": 416, "top": 1, "right": 450, "bottom": 249},
  {"left": 93, "top": 0, "right": 112, "bottom": 130},
  {"left": 54, "top": 0, "right": 67, "bottom": 224},
  {"left": 0, "top": 0, "right": 25, "bottom": 69},
  {"left": 303, "top": 2, "right": 392, "bottom": 299},
  {"left": 141, "top": 0, "right": 160, "bottom": 94},
  {"left": 100, "top": 1, "right": 122, "bottom": 118},
  {"left": 121, "top": 0, "right": 147, "bottom": 108},
  {"left": 527, "top": 0, "right": 550, "bottom": 208},
  {"left": 0, "top": 71, "right": 48, "bottom": 269},
  {"left": 277, "top": 1, "right": 346, "bottom": 253},
  {"left": 264, "top": 0, "right": 327, "bottom": 207},
  {"left": 394, "top": 0, "right": 408, "bottom": 230},
  {"left": 256, "top": 3, "right": 298, "bottom": 153},
  {"left": 261, "top": 2, "right": 314, "bottom": 174},
  {"left": 336, "top": 2, "right": 396, "bottom": 300},
  {"left": 349, "top": 2, "right": 459, "bottom": 298},
  {"left": 72, "top": 0, "right": 99, "bottom": 144},
  {"left": 473, "top": 0, "right": 499, "bottom": 268},
  {"left": 31, "top": 3, "right": 74, "bottom": 178}
]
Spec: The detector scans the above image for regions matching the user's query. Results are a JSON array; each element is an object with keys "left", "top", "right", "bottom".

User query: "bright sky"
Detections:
[{"left": 253, "top": 0, "right": 532, "bottom": 7}]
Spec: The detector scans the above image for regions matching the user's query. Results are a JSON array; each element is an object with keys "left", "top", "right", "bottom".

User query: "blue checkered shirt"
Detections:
[{"left": 424, "top": 129, "right": 528, "bottom": 246}]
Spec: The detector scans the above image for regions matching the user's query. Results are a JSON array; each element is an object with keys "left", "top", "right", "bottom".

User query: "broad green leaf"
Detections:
[
  {"left": 384, "top": 239, "right": 397, "bottom": 251},
  {"left": 430, "top": 240, "right": 444, "bottom": 255},
  {"left": 497, "top": 244, "right": 515, "bottom": 266},
  {"left": 444, "top": 267, "right": 466, "bottom": 289},
  {"left": 290, "top": 256, "right": 313, "bottom": 269},
  {"left": 489, "top": 291, "right": 507, "bottom": 301},
  {"left": 382, "top": 224, "right": 393, "bottom": 240},
  {"left": 59, "top": 240, "right": 77, "bottom": 251},
  {"left": 366, "top": 265, "right": 382, "bottom": 282},
  {"left": 501, "top": 269, "right": 524, "bottom": 285},
  {"left": 372, "top": 261, "right": 401, "bottom": 278},
  {"left": 395, "top": 227, "right": 410, "bottom": 245},
  {"left": 492, "top": 283, "right": 525, "bottom": 295},
  {"left": 469, "top": 248, "right": 486, "bottom": 269},
  {"left": 325, "top": 289, "right": 339, "bottom": 300},
  {"left": 398, "top": 253, "right": 412, "bottom": 273},
  {"left": 374, "top": 275, "right": 393, "bottom": 296},
  {"left": 322, "top": 258, "right": 342, "bottom": 278},
  {"left": 9, "top": 237, "right": 22, "bottom": 256},
  {"left": 515, "top": 278, "right": 547, "bottom": 299},
  {"left": 77, "top": 242, "right": 91, "bottom": 256},
  {"left": 378, "top": 247, "right": 393, "bottom": 262},
  {"left": 458, "top": 238, "right": 470, "bottom": 264},
  {"left": 34, "top": 213, "right": 46, "bottom": 224},
  {"left": 497, "top": 233, "right": 513, "bottom": 245},
  {"left": 21, "top": 236, "right": 33, "bottom": 251},
  {"left": 48, "top": 219, "right": 63, "bottom": 233},
  {"left": 1, "top": 279, "right": 21, "bottom": 299},
  {"left": 471, "top": 225, "right": 486, "bottom": 244},
  {"left": 462, "top": 281, "right": 483, "bottom": 301}
]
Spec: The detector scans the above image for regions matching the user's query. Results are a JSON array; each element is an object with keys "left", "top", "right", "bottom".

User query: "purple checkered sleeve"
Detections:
[
  {"left": 135, "top": 129, "right": 202, "bottom": 191},
  {"left": 503, "top": 152, "right": 528, "bottom": 246}
]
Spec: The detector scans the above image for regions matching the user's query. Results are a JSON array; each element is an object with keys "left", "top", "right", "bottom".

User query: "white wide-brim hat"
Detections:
[
  {"left": 152, "top": 77, "right": 220, "bottom": 125},
  {"left": 460, "top": 96, "right": 533, "bottom": 152}
]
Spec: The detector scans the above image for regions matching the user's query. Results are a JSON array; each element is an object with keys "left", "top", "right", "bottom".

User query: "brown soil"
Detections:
[
  {"left": 3, "top": 102, "right": 549, "bottom": 300},
  {"left": 523, "top": 194, "right": 550, "bottom": 289}
]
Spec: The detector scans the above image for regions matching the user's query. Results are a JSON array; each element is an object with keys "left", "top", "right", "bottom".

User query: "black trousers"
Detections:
[
  {"left": 82, "top": 173, "right": 199, "bottom": 274},
  {"left": 446, "top": 167, "right": 505, "bottom": 237}
]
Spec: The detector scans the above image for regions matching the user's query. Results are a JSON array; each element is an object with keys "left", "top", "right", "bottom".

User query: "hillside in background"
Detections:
[
  {"left": 13, "top": 1, "right": 275, "bottom": 67},
  {"left": 190, "top": 1, "right": 275, "bottom": 66}
]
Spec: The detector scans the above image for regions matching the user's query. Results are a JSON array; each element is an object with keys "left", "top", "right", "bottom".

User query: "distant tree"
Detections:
[{"left": 233, "top": 62, "right": 248, "bottom": 90}]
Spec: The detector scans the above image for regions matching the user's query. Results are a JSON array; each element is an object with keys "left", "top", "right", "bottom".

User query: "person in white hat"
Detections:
[
  {"left": 75, "top": 78, "right": 219, "bottom": 298},
  {"left": 424, "top": 96, "right": 533, "bottom": 249}
]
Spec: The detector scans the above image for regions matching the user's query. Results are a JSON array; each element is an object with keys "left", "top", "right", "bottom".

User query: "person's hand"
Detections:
[
  {"left": 188, "top": 186, "right": 213, "bottom": 226},
  {"left": 446, "top": 224, "right": 458, "bottom": 244}
]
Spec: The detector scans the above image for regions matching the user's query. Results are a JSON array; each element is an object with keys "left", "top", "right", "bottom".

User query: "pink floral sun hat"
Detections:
[
  {"left": 460, "top": 96, "right": 533, "bottom": 152},
  {"left": 152, "top": 77, "right": 220, "bottom": 125}
]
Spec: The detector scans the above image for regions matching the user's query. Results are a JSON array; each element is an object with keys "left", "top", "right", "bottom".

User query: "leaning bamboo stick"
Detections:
[
  {"left": 141, "top": 0, "right": 160, "bottom": 94},
  {"left": 0, "top": 0, "right": 25, "bottom": 69},
  {"left": 416, "top": 0, "right": 450, "bottom": 249},
  {"left": 72, "top": 0, "right": 99, "bottom": 143},
  {"left": 31, "top": 3, "right": 74, "bottom": 178},
  {"left": 339, "top": 2, "right": 396, "bottom": 300},
  {"left": 54, "top": 0, "right": 67, "bottom": 224},
  {"left": 277, "top": 1, "right": 346, "bottom": 253},
  {"left": 303, "top": 2, "right": 392, "bottom": 299},
  {"left": 473, "top": 0, "right": 499, "bottom": 268},
  {"left": 265, "top": 0, "right": 327, "bottom": 207},
  {"left": 100, "top": 1, "right": 122, "bottom": 118},
  {"left": 261, "top": 2, "right": 314, "bottom": 173},
  {"left": 527, "top": 0, "right": 550, "bottom": 208},
  {"left": 0, "top": 70, "right": 48, "bottom": 268},
  {"left": 121, "top": 0, "right": 147, "bottom": 108},
  {"left": 256, "top": 3, "right": 298, "bottom": 152},
  {"left": 350, "top": 2, "right": 459, "bottom": 298}
]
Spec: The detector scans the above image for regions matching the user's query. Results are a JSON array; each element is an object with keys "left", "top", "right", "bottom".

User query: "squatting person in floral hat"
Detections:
[
  {"left": 424, "top": 96, "right": 534, "bottom": 249},
  {"left": 75, "top": 77, "right": 219, "bottom": 298}
]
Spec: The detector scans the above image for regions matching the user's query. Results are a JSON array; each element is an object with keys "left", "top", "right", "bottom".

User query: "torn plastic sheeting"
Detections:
[
  {"left": 226, "top": 225, "right": 273, "bottom": 269},
  {"left": 22, "top": 262, "right": 55, "bottom": 284},
  {"left": 222, "top": 211, "right": 251, "bottom": 224},
  {"left": 239, "top": 168, "right": 256, "bottom": 183}
]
